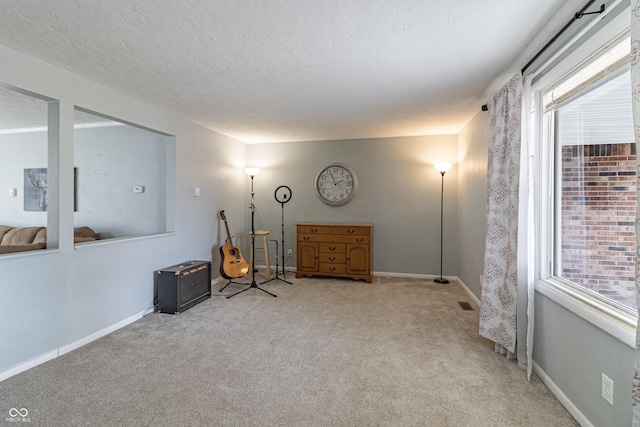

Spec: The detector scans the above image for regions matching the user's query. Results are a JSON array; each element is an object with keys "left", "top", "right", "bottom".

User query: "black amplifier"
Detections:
[{"left": 156, "top": 260, "right": 211, "bottom": 314}]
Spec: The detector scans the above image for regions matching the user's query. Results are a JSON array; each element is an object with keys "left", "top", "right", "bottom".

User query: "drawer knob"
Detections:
[
  {"left": 303, "top": 236, "right": 309, "bottom": 241},
  {"left": 329, "top": 257, "right": 335, "bottom": 261},
  {"left": 329, "top": 246, "right": 336, "bottom": 251},
  {"left": 329, "top": 267, "right": 336, "bottom": 271},
  {"left": 356, "top": 238, "right": 363, "bottom": 243},
  {"left": 311, "top": 228, "right": 318, "bottom": 233},
  {"left": 348, "top": 229, "right": 355, "bottom": 234}
]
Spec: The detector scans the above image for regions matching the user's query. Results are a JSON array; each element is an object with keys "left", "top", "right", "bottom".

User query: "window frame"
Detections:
[
  {"left": 530, "top": 8, "right": 636, "bottom": 348},
  {"left": 0, "top": 83, "right": 60, "bottom": 254},
  {"left": 72, "top": 106, "right": 176, "bottom": 244}
]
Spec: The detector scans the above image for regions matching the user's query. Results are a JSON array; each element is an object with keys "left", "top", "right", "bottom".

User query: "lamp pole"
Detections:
[
  {"left": 434, "top": 163, "right": 451, "bottom": 284},
  {"left": 226, "top": 168, "right": 277, "bottom": 298}
]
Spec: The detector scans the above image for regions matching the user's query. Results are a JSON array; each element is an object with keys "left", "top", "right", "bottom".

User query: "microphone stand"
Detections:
[
  {"left": 227, "top": 173, "right": 277, "bottom": 298},
  {"left": 261, "top": 237, "right": 292, "bottom": 285},
  {"left": 262, "top": 185, "right": 293, "bottom": 285}
]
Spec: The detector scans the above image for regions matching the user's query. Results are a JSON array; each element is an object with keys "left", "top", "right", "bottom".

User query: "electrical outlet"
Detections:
[
  {"left": 287, "top": 249, "right": 293, "bottom": 257},
  {"left": 602, "top": 373, "right": 614, "bottom": 405}
]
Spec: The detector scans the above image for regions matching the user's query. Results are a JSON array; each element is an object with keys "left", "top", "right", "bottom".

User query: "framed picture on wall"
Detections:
[{"left": 23, "top": 168, "right": 77, "bottom": 212}]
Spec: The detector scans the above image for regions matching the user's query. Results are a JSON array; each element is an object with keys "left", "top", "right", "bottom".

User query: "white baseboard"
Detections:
[
  {"left": 454, "top": 277, "right": 481, "bottom": 307},
  {"left": 0, "top": 349, "right": 59, "bottom": 383},
  {"left": 372, "top": 271, "right": 456, "bottom": 281},
  {"left": 0, "top": 309, "right": 146, "bottom": 383},
  {"left": 533, "top": 361, "right": 593, "bottom": 427},
  {"left": 57, "top": 310, "right": 146, "bottom": 357}
]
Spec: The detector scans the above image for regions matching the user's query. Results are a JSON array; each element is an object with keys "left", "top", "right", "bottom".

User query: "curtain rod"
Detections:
[
  {"left": 521, "top": 0, "right": 605, "bottom": 75},
  {"left": 482, "top": 0, "right": 605, "bottom": 112}
]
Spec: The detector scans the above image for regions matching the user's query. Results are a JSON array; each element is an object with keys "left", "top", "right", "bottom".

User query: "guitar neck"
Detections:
[{"left": 223, "top": 220, "right": 234, "bottom": 247}]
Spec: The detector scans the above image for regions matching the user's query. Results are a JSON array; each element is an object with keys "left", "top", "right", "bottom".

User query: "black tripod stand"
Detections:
[
  {"left": 261, "top": 239, "right": 292, "bottom": 285},
  {"left": 227, "top": 170, "right": 277, "bottom": 299},
  {"left": 219, "top": 276, "right": 245, "bottom": 293},
  {"left": 262, "top": 185, "right": 293, "bottom": 285}
]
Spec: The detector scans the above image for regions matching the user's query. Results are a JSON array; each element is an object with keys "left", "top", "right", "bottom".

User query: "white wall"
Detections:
[
  {"left": 0, "top": 43, "right": 248, "bottom": 377},
  {"left": 246, "top": 136, "right": 458, "bottom": 277}
]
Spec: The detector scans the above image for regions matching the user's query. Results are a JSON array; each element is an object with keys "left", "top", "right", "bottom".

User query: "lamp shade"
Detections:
[
  {"left": 434, "top": 162, "right": 452, "bottom": 173},
  {"left": 244, "top": 167, "right": 260, "bottom": 177}
]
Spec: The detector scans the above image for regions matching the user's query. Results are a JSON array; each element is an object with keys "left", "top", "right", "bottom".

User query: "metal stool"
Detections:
[{"left": 250, "top": 230, "right": 271, "bottom": 279}]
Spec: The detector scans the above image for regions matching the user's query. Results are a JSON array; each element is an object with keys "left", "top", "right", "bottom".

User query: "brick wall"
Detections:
[{"left": 561, "top": 143, "right": 637, "bottom": 310}]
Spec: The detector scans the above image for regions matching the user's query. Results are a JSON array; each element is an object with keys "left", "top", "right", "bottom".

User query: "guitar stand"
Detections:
[
  {"left": 219, "top": 279, "right": 246, "bottom": 293},
  {"left": 261, "top": 239, "right": 292, "bottom": 285}
]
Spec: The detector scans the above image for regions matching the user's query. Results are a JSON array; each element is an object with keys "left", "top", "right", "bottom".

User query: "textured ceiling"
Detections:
[{"left": 0, "top": 0, "right": 567, "bottom": 143}]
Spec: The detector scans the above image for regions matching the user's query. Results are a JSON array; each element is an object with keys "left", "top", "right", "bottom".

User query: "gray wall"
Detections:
[
  {"left": 534, "top": 294, "right": 634, "bottom": 427},
  {"left": 455, "top": 111, "right": 489, "bottom": 297},
  {"left": 246, "top": 136, "right": 457, "bottom": 277}
]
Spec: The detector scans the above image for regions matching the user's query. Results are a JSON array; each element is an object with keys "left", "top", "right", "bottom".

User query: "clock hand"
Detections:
[
  {"left": 334, "top": 179, "right": 344, "bottom": 185},
  {"left": 330, "top": 173, "right": 336, "bottom": 184}
]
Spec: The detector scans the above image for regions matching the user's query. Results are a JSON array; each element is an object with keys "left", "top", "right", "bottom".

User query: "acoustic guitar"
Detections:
[{"left": 219, "top": 210, "right": 249, "bottom": 279}]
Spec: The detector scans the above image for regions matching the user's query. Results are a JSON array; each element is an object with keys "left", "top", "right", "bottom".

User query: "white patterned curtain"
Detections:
[
  {"left": 631, "top": 0, "right": 640, "bottom": 424},
  {"left": 479, "top": 73, "right": 532, "bottom": 373}
]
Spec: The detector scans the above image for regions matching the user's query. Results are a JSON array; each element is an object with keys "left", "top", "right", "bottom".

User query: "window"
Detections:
[
  {"left": 0, "top": 83, "right": 58, "bottom": 253},
  {"left": 73, "top": 108, "right": 175, "bottom": 242},
  {"left": 540, "top": 34, "right": 636, "bottom": 314}
]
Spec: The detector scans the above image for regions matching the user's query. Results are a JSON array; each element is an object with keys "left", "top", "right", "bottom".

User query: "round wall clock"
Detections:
[{"left": 314, "top": 162, "right": 358, "bottom": 206}]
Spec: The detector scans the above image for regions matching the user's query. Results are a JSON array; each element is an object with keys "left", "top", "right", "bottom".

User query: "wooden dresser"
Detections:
[{"left": 296, "top": 223, "right": 372, "bottom": 283}]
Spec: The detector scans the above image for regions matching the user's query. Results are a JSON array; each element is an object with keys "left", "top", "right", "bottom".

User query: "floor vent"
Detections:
[{"left": 458, "top": 301, "right": 473, "bottom": 311}]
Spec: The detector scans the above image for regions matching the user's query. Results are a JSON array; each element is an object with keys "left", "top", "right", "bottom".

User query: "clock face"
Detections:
[{"left": 314, "top": 163, "right": 358, "bottom": 206}]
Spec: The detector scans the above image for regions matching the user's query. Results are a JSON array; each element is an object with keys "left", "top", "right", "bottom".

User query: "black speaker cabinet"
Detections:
[{"left": 156, "top": 260, "right": 211, "bottom": 314}]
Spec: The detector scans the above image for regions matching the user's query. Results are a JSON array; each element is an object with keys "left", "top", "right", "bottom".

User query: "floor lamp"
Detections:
[
  {"left": 226, "top": 167, "right": 277, "bottom": 299},
  {"left": 434, "top": 162, "right": 452, "bottom": 284}
]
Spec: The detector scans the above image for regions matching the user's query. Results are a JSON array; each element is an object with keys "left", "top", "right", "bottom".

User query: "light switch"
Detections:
[
  {"left": 9, "top": 188, "right": 17, "bottom": 197},
  {"left": 132, "top": 185, "right": 145, "bottom": 193},
  {"left": 194, "top": 187, "right": 200, "bottom": 197}
]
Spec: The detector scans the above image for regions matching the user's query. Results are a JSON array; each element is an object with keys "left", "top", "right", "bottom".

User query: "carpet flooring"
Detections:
[{"left": 0, "top": 275, "right": 578, "bottom": 426}]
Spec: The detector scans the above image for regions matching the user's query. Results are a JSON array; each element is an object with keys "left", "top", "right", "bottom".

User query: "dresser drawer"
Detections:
[
  {"left": 319, "top": 253, "right": 346, "bottom": 263},
  {"left": 334, "top": 235, "right": 370, "bottom": 244},
  {"left": 298, "top": 234, "right": 369, "bottom": 244},
  {"left": 297, "top": 225, "right": 333, "bottom": 235},
  {"left": 319, "top": 263, "right": 347, "bottom": 274},
  {"left": 331, "top": 226, "right": 370, "bottom": 236},
  {"left": 319, "top": 243, "right": 346, "bottom": 253}
]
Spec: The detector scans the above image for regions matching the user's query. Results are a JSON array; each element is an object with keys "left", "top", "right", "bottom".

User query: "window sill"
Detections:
[
  {"left": 74, "top": 232, "right": 175, "bottom": 249},
  {"left": 536, "top": 278, "right": 636, "bottom": 348}
]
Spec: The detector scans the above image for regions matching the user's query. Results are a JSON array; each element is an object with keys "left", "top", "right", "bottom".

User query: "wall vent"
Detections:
[{"left": 458, "top": 301, "right": 473, "bottom": 311}]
